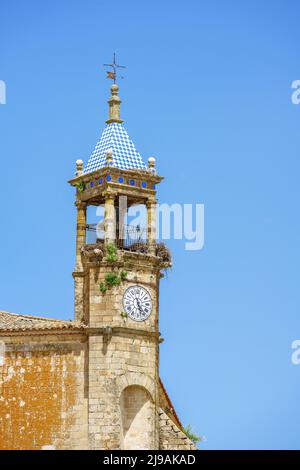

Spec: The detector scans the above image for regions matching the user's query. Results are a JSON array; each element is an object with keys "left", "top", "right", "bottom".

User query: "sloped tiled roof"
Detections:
[
  {"left": 0, "top": 311, "right": 84, "bottom": 332},
  {"left": 84, "top": 122, "right": 147, "bottom": 173}
]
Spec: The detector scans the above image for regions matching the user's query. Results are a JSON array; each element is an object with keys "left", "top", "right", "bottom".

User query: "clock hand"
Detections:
[{"left": 136, "top": 298, "right": 143, "bottom": 314}]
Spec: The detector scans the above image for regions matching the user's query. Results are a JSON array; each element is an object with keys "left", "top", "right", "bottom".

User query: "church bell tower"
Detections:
[{"left": 68, "top": 80, "right": 171, "bottom": 450}]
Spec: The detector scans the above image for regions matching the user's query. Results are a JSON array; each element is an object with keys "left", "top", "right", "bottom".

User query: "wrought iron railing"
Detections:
[{"left": 85, "top": 223, "right": 147, "bottom": 250}]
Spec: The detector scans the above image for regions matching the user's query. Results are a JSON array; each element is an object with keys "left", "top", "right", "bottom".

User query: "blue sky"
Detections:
[{"left": 1, "top": 0, "right": 300, "bottom": 449}]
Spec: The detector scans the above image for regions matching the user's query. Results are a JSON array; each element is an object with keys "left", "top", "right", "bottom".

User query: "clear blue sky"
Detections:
[{"left": 1, "top": 0, "right": 300, "bottom": 450}]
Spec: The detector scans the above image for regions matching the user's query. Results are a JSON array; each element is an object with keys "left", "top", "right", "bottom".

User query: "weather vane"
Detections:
[{"left": 104, "top": 53, "right": 126, "bottom": 84}]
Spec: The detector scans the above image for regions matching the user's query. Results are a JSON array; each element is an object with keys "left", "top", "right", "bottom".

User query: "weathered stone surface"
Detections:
[
  {"left": 0, "top": 334, "right": 88, "bottom": 450},
  {"left": 159, "top": 409, "right": 196, "bottom": 450},
  {"left": 0, "top": 241, "right": 194, "bottom": 450}
]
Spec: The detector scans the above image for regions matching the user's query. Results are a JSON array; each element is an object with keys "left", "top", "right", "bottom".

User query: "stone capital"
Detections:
[
  {"left": 146, "top": 198, "right": 157, "bottom": 209},
  {"left": 75, "top": 200, "right": 87, "bottom": 210},
  {"left": 102, "top": 189, "right": 117, "bottom": 200}
]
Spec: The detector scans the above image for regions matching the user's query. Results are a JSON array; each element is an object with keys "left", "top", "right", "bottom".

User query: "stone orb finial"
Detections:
[
  {"left": 76, "top": 159, "right": 84, "bottom": 176},
  {"left": 111, "top": 84, "right": 119, "bottom": 95},
  {"left": 148, "top": 156, "right": 156, "bottom": 175}
]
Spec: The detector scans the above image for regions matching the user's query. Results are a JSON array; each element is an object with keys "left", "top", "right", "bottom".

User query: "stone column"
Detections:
[
  {"left": 118, "top": 195, "right": 127, "bottom": 247},
  {"left": 75, "top": 201, "right": 87, "bottom": 269},
  {"left": 104, "top": 192, "right": 116, "bottom": 245},
  {"left": 73, "top": 201, "right": 86, "bottom": 322},
  {"left": 147, "top": 198, "right": 157, "bottom": 255}
]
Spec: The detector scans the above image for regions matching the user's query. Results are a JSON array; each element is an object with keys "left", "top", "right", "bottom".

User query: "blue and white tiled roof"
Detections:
[{"left": 84, "top": 122, "right": 147, "bottom": 173}]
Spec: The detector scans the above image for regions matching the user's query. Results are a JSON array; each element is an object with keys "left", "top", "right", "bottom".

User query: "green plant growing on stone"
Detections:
[
  {"left": 99, "top": 282, "right": 107, "bottom": 294},
  {"left": 183, "top": 424, "right": 201, "bottom": 446},
  {"left": 120, "top": 271, "right": 128, "bottom": 281},
  {"left": 105, "top": 273, "right": 121, "bottom": 287},
  {"left": 105, "top": 243, "right": 118, "bottom": 263},
  {"left": 99, "top": 270, "right": 128, "bottom": 295},
  {"left": 75, "top": 181, "right": 85, "bottom": 193},
  {"left": 120, "top": 311, "right": 128, "bottom": 319}
]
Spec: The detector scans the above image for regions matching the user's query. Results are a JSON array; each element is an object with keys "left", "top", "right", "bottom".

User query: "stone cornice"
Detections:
[
  {"left": 81, "top": 248, "right": 170, "bottom": 271},
  {"left": 0, "top": 326, "right": 161, "bottom": 341},
  {"left": 68, "top": 166, "right": 163, "bottom": 186},
  {"left": 86, "top": 326, "right": 160, "bottom": 341}
]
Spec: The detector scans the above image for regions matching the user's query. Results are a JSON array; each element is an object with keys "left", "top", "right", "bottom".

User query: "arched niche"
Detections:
[{"left": 120, "top": 385, "right": 154, "bottom": 450}]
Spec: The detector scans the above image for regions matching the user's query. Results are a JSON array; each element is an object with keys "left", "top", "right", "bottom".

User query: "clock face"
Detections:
[{"left": 123, "top": 285, "right": 153, "bottom": 322}]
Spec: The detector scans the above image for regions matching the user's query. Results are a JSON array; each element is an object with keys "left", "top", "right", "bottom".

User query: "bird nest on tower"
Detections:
[
  {"left": 81, "top": 240, "right": 172, "bottom": 265},
  {"left": 119, "top": 240, "right": 171, "bottom": 263}
]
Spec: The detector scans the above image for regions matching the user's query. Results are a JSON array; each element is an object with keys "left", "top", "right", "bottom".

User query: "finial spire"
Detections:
[
  {"left": 106, "top": 83, "right": 123, "bottom": 124},
  {"left": 104, "top": 54, "right": 125, "bottom": 124}
]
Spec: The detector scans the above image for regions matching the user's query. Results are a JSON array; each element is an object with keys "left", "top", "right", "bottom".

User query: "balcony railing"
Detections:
[{"left": 86, "top": 223, "right": 147, "bottom": 250}]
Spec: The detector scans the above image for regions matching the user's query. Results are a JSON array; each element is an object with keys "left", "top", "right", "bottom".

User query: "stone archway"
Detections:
[{"left": 120, "top": 385, "right": 154, "bottom": 450}]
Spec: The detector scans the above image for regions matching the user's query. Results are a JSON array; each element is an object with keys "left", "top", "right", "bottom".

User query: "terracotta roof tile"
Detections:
[{"left": 0, "top": 311, "right": 85, "bottom": 332}]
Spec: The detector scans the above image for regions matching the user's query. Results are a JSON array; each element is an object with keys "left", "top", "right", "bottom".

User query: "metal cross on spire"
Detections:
[{"left": 104, "top": 53, "right": 126, "bottom": 84}]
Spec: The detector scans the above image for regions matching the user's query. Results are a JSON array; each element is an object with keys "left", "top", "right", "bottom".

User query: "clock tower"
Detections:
[{"left": 68, "top": 83, "right": 171, "bottom": 450}]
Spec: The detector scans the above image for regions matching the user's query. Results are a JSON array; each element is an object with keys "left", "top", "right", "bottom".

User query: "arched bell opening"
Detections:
[{"left": 84, "top": 195, "right": 156, "bottom": 253}]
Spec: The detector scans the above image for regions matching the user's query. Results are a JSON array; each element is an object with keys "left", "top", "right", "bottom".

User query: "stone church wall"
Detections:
[
  {"left": 0, "top": 330, "right": 196, "bottom": 450},
  {"left": 0, "top": 333, "right": 88, "bottom": 450}
]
